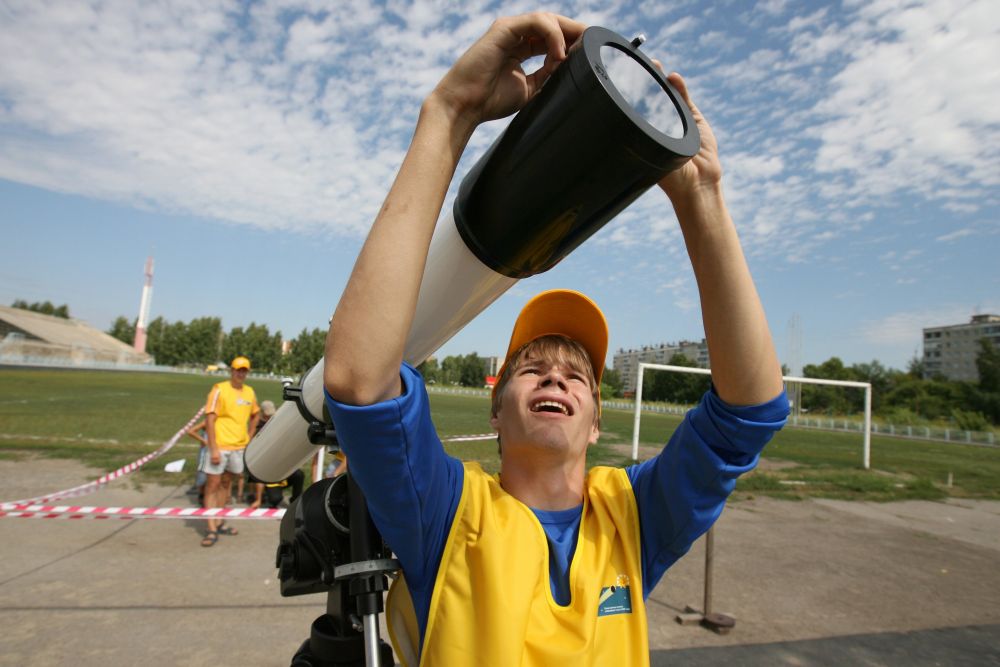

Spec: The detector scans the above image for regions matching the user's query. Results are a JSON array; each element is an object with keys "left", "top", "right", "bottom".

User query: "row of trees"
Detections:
[
  {"left": 103, "top": 308, "right": 999, "bottom": 427},
  {"left": 640, "top": 353, "right": 711, "bottom": 404},
  {"left": 418, "top": 354, "right": 490, "bottom": 387},
  {"left": 108, "top": 315, "right": 327, "bottom": 376},
  {"left": 797, "top": 340, "right": 1000, "bottom": 428},
  {"left": 11, "top": 300, "right": 70, "bottom": 319}
]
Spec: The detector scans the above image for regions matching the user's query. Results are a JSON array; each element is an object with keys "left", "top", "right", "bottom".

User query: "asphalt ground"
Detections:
[{"left": 1, "top": 457, "right": 999, "bottom": 666}]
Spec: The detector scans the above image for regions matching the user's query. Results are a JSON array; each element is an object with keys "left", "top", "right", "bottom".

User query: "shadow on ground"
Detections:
[{"left": 652, "top": 624, "right": 1000, "bottom": 666}]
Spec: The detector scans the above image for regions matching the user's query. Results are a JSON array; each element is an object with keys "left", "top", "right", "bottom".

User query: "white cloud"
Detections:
[
  {"left": 0, "top": 0, "right": 996, "bottom": 288},
  {"left": 862, "top": 303, "right": 995, "bottom": 346},
  {"left": 697, "top": 30, "right": 740, "bottom": 52},
  {"left": 936, "top": 228, "right": 974, "bottom": 242},
  {"left": 810, "top": 0, "right": 1000, "bottom": 204},
  {"left": 786, "top": 7, "right": 829, "bottom": 32},
  {"left": 0, "top": 1, "right": 473, "bottom": 235},
  {"left": 724, "top": 152, "right": 785, "bottom": 181},
  {"left": 755, "top": 0, "right": 789, "bottom": 16}
]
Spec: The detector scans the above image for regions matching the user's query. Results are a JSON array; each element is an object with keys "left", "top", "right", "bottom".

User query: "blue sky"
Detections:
[{"left": 1, "top": 0, "right": 997, "bottom": 373}]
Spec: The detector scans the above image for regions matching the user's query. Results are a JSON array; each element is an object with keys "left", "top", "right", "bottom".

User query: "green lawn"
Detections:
[{"left": 2, "top": 368, "right": 998, "bottom": 501}]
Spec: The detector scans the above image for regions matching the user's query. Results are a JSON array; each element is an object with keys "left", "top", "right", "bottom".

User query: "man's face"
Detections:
[
  {"left": 489, "top": 350, "right": 599, "bottom": 460},
  {"left": 230, "top": 367, "right": 249, "bottom": 387}
]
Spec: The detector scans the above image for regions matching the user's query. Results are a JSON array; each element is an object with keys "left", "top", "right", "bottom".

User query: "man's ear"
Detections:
[
  {"left": 588, "top": 424, "right": 600, "bottom": 446},
  {"left": 489, "top": 414, "right": 500, "bottom": 432}
]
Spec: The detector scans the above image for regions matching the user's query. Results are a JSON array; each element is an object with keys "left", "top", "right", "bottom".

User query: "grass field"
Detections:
[{"left": 1, "top": 367, "right": 998, "bottom": 501}]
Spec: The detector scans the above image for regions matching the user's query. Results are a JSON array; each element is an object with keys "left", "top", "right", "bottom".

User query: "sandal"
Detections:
[
  {"left": 201, "top": 531, "right": 219, "bottom": 547},
  {"left": 217, "top": 522, "right": 238, "bottom": 536}
]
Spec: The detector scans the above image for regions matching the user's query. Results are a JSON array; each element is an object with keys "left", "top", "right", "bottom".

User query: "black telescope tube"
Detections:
[{"left": 454, "top": 26, "right": 700, "bottom": 279}]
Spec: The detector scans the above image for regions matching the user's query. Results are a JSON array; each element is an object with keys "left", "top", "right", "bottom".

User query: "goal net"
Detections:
[{"left": 629, "top": 363, "right": 872, "bottom": 468}]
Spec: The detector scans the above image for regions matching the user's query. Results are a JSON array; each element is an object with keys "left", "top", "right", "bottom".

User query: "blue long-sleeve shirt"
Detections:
[{"left": 326, "top": 363, "right": 788, "bottom": 642}]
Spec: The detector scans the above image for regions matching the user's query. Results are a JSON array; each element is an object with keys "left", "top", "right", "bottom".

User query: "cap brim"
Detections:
[{"left": 498, "top": 289, "right": 608, "bottom": 389}]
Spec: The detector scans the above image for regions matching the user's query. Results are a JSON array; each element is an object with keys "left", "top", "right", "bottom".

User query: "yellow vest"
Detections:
[{"left": 387, "top": 462, "right": 648, "bottom": 666}]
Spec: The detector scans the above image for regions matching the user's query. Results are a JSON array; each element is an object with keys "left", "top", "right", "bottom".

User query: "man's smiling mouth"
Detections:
[{"left": 531, "top": 400, "right": 571, "bottom": 416}]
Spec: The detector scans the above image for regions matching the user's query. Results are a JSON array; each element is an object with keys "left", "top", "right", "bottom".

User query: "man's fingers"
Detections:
[
  {"left": 667, "top": 71, "right": 697, "bottom": 114},
  {"left": 498, "top": 12, "right": 586, "bottom": 66},
  {"left": 492, "top": 13, "right": 584, "bottom": 97}
]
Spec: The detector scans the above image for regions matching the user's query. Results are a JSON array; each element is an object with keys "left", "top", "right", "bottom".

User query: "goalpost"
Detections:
[{"left": 630, "top": 363, "right": 873, "bottom": 469}]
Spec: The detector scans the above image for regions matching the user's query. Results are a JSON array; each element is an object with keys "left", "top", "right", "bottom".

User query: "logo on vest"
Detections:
[{"left": 597, "top": 574, "right": 632, "bottom": 617}]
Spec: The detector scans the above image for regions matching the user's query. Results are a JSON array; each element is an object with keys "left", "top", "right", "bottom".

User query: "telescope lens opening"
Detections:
[{"left": 600, "top": 45, "right": 684, "bottom": 139}]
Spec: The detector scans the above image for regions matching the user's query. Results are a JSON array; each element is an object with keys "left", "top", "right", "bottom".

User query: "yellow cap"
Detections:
[
  {"left": 231, "top": 356, "right": 251, "bottom": 370},
  {"left": 495, "top": 289, "right": 608, "bottom": 396}
]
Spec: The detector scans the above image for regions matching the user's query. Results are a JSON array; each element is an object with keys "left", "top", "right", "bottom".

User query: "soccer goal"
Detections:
[{"left": 630, "top": 363, "right": 873, "bottom": 468}]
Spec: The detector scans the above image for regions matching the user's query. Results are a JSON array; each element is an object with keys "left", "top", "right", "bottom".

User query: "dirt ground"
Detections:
[{"left": 1, "top": 458, "right": 999, "bottom": 666}]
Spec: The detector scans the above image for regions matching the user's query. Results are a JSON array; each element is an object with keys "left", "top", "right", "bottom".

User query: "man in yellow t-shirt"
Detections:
[{"left": 200, "top": 355, "right": 259, "bottom": 547}]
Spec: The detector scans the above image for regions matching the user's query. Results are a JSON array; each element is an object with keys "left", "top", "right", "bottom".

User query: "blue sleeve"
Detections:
[
  {"left": 627, "top": 388, "right": 789, "bottom": 598},
  {"left": 323, "top": 363, "right": 463, "bottom": 629}
]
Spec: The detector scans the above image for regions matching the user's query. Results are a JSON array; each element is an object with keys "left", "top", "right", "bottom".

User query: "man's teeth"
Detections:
[{"left": 532, "top": 401, "right": 569, "bottom": 415}]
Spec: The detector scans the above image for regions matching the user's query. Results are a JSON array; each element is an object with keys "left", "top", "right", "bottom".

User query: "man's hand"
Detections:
[
  {"left": 210, "top": 447, "right": 221, "bottom": 466},
  {"left": 651, "top": 71, "right": 784, "bottom": 406},
  {"left": 432, "top": 12, "right": 585, "bottom": 126},
  {"left": 657, "top": 72, "right": 723, "bottom": 202}
]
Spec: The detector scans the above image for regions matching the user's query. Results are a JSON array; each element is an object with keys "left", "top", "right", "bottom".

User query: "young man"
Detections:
[
  {"left": 324, "top": 12, "right": 788, "bottom": 665},
  {"left": 201, "top": 355, "right": 260, "bottom": 547}
]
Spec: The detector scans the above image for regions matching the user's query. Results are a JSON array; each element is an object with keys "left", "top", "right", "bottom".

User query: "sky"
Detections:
[{"left": 1, "top": 0, "right": 998, "bottom": 374}]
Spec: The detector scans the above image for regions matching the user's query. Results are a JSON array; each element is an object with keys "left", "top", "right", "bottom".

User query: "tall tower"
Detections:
[{"left": 133, "top": 256, "right": 154, "bottom": 353}]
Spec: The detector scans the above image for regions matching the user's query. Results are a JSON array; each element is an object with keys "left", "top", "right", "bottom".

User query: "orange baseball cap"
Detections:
[
  {"left": 231, "top": 356, "right": 251, "bottom": 370},
  {"left": 495, "top": 289, "right": 608, "bottom": 395}
]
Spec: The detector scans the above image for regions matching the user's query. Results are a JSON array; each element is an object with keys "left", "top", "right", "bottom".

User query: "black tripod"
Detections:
[
  {"left": 276, "top": 387, "right": 398, "bottom": 666},
  {"left": 278, "top": 467, "right": 398, "bottom": 666}
]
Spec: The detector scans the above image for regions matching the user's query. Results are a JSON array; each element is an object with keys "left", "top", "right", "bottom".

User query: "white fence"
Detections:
[
  {"left": 607, "top": 397, "right": 997, "bottom": 448},
  {"left": 788, "top": 414, "right": 997, "bottom": 447}
]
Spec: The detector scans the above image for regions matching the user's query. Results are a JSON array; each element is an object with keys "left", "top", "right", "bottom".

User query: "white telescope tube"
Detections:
[{"left": 245, "top": 212, "right": 516, "bottom": 482}]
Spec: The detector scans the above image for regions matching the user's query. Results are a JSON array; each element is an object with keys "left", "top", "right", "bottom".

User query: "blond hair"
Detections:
[{"left": 491, "top": 334, "right": 600, "bottom": 428}]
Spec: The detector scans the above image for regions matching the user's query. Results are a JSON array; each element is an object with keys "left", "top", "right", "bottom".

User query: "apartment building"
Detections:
[
  {"left": 923, "top": 314, "right": 1000, "bottom": 382},
  {"left": 613, "top": 339, "right": 709, "bottom": 394}
]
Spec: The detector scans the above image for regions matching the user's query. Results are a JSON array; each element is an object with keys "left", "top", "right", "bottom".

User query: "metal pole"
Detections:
[
  {"left": 863, "top": 385, "right": 872, "bottom": 470},
  {"left": 314, "top": 449, "right": 325, "bottom": 483},
  {"left": 699, "top": 526, "right": 734, "bottom": 634},
  {"left": 631, "top": 364, "right": 645, "bottom": 461},
  {"left": 703, "top": 526, "right": 714, "bottom": 616},
  {"left": 363, "top": 614, "right": 381, "bottom": 667}
]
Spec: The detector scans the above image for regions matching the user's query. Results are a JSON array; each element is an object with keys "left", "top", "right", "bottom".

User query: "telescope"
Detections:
[
  {"left": 246, "top": 26, "right": 699, "bottom": 484},
  {"left": 249, "top": 26, "right": 700, "bottom": 667}
]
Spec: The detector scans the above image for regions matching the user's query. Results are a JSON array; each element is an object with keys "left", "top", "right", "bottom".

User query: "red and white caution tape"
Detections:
[
  {"left": 0, "top": 407, "right": 204, "bottom": 510},
  {"left": 441, "top": 433, "right": 496, "bottom": 442},
  {"left": 0, "top": 504, "right": 285, "bottom": 520},
  {"left": 0, "top": 413, "right": 496, "bottom": 517}
]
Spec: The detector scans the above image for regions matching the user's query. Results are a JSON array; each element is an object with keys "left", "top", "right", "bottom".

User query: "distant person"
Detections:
[
  {"left": 201, "top": 356, "right": 260, "bottom": 547},
  {"left": 325, "top": 449, "right": 347, "bottom": 478},
  {"left": 251, "top": 469, "right": 305, "bottom": 509},
  {"left": 185, "top": 417, "right": 210, "bottom": 507}
]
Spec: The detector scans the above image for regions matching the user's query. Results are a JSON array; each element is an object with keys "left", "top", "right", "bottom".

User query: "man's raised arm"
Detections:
[
  {"left": 324, "top": 13, "right": 585, "bottom": 407},
  {"left": 659, "top": 73, "right": 784, "bottom": 407}
]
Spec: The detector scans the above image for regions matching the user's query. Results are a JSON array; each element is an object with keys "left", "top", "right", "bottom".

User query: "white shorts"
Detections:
[{"left": 201, "top": 449, "right": 245, "bottom": 476}]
